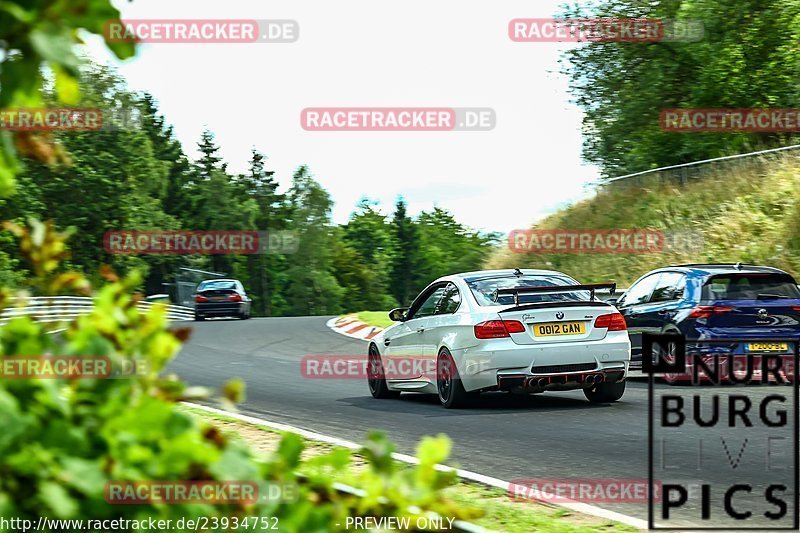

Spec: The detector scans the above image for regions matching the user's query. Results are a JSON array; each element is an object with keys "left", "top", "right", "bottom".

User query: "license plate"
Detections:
[
  {"left": 533, "top": 321, "right": 585, "bottom": 337},
  {"left": 746, "top": 342, "right": 788, "bottom": 352},
  {"left": 210, "top": 296, "right": 226, "bottom": 301}
]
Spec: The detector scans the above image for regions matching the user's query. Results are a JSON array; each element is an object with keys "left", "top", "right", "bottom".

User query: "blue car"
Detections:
[{"left": 611, "top": 263, "right": 800, "bottom": 382}]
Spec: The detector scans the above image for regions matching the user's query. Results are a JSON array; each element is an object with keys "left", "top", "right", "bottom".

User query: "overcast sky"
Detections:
[{"left": 86, "top": 0, "right": 598, "bottom": 234}]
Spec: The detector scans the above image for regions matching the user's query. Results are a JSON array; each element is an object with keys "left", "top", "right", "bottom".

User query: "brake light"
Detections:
[
  {"left": 505, "top": 320, "right": 525, "bottom": 333},
  {"left": 195, "top": 295, "right": 208, "bottom": 303},
  {"left": 228, "top": 294, "right": 243, "bottom": 302},
  {"left": 688, "top": 305, "right": 734, "bottom": 319},
  {"left": 793, "top": 306, "right": 800, "bottom": 312},
  {"left": 594, "top": 313, "right": 627, "bottom": 331},
  {"left": 474, "top": 320, "right": 525, "bottom": 339}
]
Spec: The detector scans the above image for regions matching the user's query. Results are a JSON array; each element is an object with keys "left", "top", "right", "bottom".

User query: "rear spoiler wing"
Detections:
[{"left": 492, "top": 283, "right": 617, "bottom": 306}]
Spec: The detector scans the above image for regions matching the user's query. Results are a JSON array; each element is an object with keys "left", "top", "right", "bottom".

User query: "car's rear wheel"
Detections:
[
  {"left": 584, "top": 380, "right": 626, "bottom": 403},
  {"left": 368, "top": 345, "right": 400, "bottom": 399},
  {"left": 437, "top": 349, "right": 470, "bottom": 409}
]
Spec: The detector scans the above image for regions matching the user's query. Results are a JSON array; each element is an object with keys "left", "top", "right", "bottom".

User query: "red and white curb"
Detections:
[
  {"left": 184, "top": 403, "right": 647, "bottom": 530},
  {"left": 326, "top": 315, "right": 385, "bottom": 341}
]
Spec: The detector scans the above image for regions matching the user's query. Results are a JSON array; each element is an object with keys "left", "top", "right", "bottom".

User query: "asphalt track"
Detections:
[{"left": 170, "top": 316, "right": 799, "bottom": 529}]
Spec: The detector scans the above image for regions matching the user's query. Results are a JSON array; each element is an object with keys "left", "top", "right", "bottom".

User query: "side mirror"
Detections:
[{"left": 388, "top": 307, "right": 408, "bottom": 322}]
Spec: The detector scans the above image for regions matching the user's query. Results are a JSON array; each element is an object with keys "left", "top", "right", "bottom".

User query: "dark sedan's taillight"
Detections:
[
  {"left": 195, "top": 295, "right": 208, "bottom": 303},
  {"left": 228, "top": 294, "right": 243, "bottom": 302}
]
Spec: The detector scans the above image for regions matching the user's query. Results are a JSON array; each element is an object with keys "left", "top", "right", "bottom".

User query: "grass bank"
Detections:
[{"left": 487, "top": 154, "right": 800, "bottom": 286}]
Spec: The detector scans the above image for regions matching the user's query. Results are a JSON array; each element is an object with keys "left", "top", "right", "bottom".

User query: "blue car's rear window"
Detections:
[{"left": 702, "top": 274, "right": 800, "bottom": 300}]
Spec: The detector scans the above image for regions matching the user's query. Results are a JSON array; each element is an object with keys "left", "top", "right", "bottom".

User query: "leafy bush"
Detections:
[{"left": 0, "top": 220, "right": 477, "bottom": 531}]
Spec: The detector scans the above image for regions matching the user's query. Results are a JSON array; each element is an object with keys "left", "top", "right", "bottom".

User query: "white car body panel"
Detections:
[{"left": 371, "top": 269, "right": 632, "bottom": 395}]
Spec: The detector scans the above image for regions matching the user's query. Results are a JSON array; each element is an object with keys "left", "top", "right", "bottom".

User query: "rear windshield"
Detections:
[
  {"left": 197, "top": 280, "right": 236, "bottom": 291},
  {"left": 702, "top": 274, "right": 800, "bottom": 300},
  {"left": 467, "top": 275, "right": 590, "bottom": 306}
]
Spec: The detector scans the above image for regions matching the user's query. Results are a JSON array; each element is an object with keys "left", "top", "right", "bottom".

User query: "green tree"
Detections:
[
  {"left": 414, "top": 207, "right": 500, "bottom": 293},
  {"left": 196, "top": 129, "right": 226, "bottom": 180},
  {"left": 0, "top": 0, "right": 135, "bottom": 195},
  {"left": 241, "top": 149, "right": 285, "bottom": 315},
  {"left": 186, "top": 131, "right": 258, "bottom": 275},
  {"left": 283, "top": 166, "right": 344, "bottom": 315},
  {"left": 390, "top": 197, "right": 419, "bottom": 306},
  {"left": 139, "top": 93, "right": 193, "bottom": 219},
  {"left": 561, "top": 0, "right": 800, "bottom": 177},
  {"left": 341, "top": 198, "right": 398, "bottom": 310},
  {"left": 134, "top": 92, "right": 195, "bottom": 294}
]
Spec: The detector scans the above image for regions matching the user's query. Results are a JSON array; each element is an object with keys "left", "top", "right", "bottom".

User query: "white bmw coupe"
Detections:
[{"left": 368, "top": 269, "right": 631, "bottom": 408}]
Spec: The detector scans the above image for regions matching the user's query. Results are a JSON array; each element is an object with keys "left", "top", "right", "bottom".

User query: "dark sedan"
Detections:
[{"left": 194, "top": 279, "right": 252, "bottom": 320}]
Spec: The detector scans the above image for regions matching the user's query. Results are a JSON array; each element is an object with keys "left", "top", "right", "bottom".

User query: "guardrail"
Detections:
[
  {"left": 599, "top": 143, "right": 800, "bottom": 188},
  {"left": 0, "top": 296, "right": 195, "bottom": 325}
]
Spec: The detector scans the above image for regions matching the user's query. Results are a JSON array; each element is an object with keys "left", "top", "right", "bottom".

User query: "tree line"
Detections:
[
  {"left": 0, "top": 65, "right": 500, "bottom": 316},
  {"left": 561, "top": 0, "right": 800, "bottom": 178}
]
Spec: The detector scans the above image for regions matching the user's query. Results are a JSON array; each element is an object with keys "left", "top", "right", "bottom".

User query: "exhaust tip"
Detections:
[
  {"left": 537, "top": 378, "right": 548, "bottom": 388},
  {"left": 584, "top": 374, "right": 595, "bottom": 385}
]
